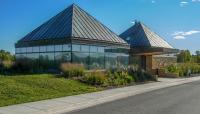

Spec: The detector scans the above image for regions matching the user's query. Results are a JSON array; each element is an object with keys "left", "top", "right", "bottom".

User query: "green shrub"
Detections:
[
  {"left": 60, "top": 63, "right": 85, "bottom": 78},
  {"left": 83, "top": 70, "right": 106, "bottom": 85},
  {"left": 106, "top": 70, "right": 133, "bottom": 86}
]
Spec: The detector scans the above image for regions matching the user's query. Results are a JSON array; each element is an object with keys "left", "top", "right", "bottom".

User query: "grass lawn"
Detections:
[{"left": 0, "top": 74, "right": 102, "bottom": 107}]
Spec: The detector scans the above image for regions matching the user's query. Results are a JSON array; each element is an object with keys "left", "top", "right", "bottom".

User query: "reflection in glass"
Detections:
[
  {"left": 81, "top": 45, "right": 89, "bottom": 52},
  {"left": 55, "top": 45, "right": 62, "bottom": 52},
  {"left": 21, "top": 47, "right": 27, "bottom": 53},
  {"left": 90, "top": 46, "right": 97, "bottom": 53},
  {"left": 47, "top": 45, "right": 54, "bottom": 52},
  {"left": 33, "top": 47, "right": 39, "bottom": 53},
  {"left": 40, "top": 46, "right": 46, "bottom": 52},
  {"left": 27, "top": 47, "right": 32, "bottom": 53},
  {"left": 72, "top": 52, "right": 89, "bottom": 68},
  {"left": 89, "top": 53, "right": 105, "bottom": 69},
  {"left": 63, "top": 44, "right": 71, "bottom": 51},
  {"left": 72, "top": 44, "right": 81, "bottom": 52},
  {"left": 98, "top": 47, "right": 105, "bottom": 53}
]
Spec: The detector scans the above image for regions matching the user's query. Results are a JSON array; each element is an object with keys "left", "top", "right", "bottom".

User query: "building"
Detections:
[
  {"left": 120, "top": 21, "right": 179, "bottom": 74},
  {"left": 15, "top": 4, "right": 178, "bottom": 72},
  {"left": 15, "top": 4, "right": 130, "bottom": 70}
]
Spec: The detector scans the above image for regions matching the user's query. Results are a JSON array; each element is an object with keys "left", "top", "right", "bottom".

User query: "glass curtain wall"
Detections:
[
  {"left": 16, "top": 43, "right": 129, "bottom": 70},
  {"left": 15, "top": 44, "right": 72, "bottom": 71},
  {"left": 72, "top": 44, "right": 129, "bottom": 69}
]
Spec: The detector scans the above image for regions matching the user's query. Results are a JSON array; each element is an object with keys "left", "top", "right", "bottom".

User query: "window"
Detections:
[
  {"left": 55, "top": 45, "right": 62, "bottom": 52},
  {"left": 81, "top": 45, "right": 89, "bottom": 52},
  {"left": 27, "top": 47, "right": 32, "bottom": 53},
  {"left": 89, "top": 53, "right": 105, "bottom": 69},
  {"left": 55, "top": 52, "right": 62, "bottom": 65},
  {"left": 15, "top": 48, "right": 21, "bottom": 53},
  {"left": 40, "top": 46, "right": 46, "bottom": 52},
  {"left": 63, "top": 44, "right": 71, "bottom": 51},
  {"left": 98, "top": 47, "right": 104, "bottom": 53},
  {"left": 21, "top": 47, "right": 27, "bottom": 53},
  {"left": 72, "top": 44, "right": 81, "bottom": 52},
  {"left": 47, "top": 45, "right": 54, "bottom": 52},
  {"left": 72, "top": 52, "right": 89, "bottom": 68},
  {"left": 63, "top": 52, "right": 71, "bottom": 62},
  {"left": 90, "top": 46, "right": 98, "bottom": 53},
  {"left": 33, "top": 47, "right": 39, "bottom": 53}
]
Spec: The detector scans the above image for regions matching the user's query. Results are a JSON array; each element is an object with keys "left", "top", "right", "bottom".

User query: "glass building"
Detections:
[{"left": 15, "top": 4, "right": 130, "bottom": 70}]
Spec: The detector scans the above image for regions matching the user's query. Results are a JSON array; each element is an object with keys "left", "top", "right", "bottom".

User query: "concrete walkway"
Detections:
[{"left": 1, "top": 77, "right": 200, "bottom": 114}]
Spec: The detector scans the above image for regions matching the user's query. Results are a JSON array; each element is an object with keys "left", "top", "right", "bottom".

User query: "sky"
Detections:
[{"left": 0, "top": 0, "right": 200, "bottom": 54}]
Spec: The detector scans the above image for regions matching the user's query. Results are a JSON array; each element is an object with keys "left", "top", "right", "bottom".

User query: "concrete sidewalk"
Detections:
[{"left": 1, "top": 77, "right": 200, "bottom": 114}]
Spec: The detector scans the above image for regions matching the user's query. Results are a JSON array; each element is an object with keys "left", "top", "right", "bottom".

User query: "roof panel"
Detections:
[
  {"left": 17, "top": 4, "right": 127, "bottom": 45},
  {"left": 120, "top": 22, "right": 173, "bottom": 49}
]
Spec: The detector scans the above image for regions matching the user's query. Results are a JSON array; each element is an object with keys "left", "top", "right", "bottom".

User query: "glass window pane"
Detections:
[
  {"left": 47, "top": 45, "right": 54, "bottom": 52},
  {"left": 63, "top": 52, "right": 71, "bottom": 62},
  {"left": 21, "top": 47, "right": 27, "bottom": 53},
  {"left": 72, "top": 52, "right": 89, "bottom": 68},
  {"left": 33, "top": 47, "right": 39, "bottom": 53},
  {"left": 15, "top": 54, "right": 26, "bottom": 59},
  {"left": 72, "top": 44, "right": 81, "bottom": 52},
  {"left": 63, "top": 44, "right": 71, "bottom": 51},
  {"left": 27, "top": 47, "right": 32, "bottom": 53},
  {"left": 90, "top": 46, "right": 97, "bottom": 53},
  {"left": 15, "top": 48, "right": 20, "bottom": 53},
  {"left": 98, "top": 47, "right": 104, "bottom": 53},
  {"left": 81, "top": 45, "right": 89, "bottom": 52},
  {"left": 40, "top": 46, "right": 46, "bottom": 52},
  {"left": 89, "top": 53, "right": 105, "bottom": 69},
  {"left": 55, "top": 45, "right": 62, "bottom": 52},
  {"left": 39, "top": 53, "right": 55, "bottom": 69}
]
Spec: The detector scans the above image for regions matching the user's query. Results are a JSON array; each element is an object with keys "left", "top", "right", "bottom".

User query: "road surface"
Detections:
[{"left": 67, "top": 80, "right": 200, "bottom": 114}]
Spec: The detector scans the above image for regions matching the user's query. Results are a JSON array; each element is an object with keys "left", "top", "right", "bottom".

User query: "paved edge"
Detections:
[{"left": 0, "top": 77, "right": 200, "bottom": 114}]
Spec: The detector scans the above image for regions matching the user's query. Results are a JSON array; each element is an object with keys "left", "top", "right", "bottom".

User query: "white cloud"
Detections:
[
  {"left": 173, "top": 36, "right": 186, "bottom": 39},
  {"left": 172, "top": 30, "right": 200, "bottom": 40},
  {"left": 152, "top": 0, "right": 156, "bottom": 3},
  {"left": 192, "top": 0, "right": 200, "bottom": 2},
  {"left": 130, "top": 21, "right": 135, "bottom": 24},
  {"left": 180, "top": 1, "right": 189, "bottom": 7}
]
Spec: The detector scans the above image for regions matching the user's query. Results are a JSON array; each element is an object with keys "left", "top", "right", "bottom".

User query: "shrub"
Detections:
[
  {"left": 165, "top": 63, "right": 200, "bottom": 77},
  {"left": 83, "top": 71, "right": 106, "bottom": 85},
  {"left": 60, "top": 63, "right": 85, "bottom": 78},
  {"left": 106, "top": 70, "right": 133, "bottom": 86}
]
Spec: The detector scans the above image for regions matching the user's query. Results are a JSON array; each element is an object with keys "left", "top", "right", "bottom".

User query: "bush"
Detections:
[
  {"left": 83, "top": 71, "right": 106, "bottom": 85},
  {"left": 60, "top": 63, "right": 85, "bottom": 78},
  {"left": 165, "top": 63, "right": 200, "bottom": 77},
  {"left": 106, "top": 70, "right": 133, "bottom": 86}
]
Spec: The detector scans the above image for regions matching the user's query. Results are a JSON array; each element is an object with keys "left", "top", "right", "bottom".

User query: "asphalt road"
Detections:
[{"left": 67, "top": 80, "right": 200, "bottom": 114}]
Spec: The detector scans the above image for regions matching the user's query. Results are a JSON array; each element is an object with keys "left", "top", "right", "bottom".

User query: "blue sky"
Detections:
[{"left": 0, "top": 0, "right": 200, "bottom": 54}]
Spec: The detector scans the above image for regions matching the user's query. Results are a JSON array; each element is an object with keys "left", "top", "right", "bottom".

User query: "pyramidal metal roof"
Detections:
[
  {"left": 19, "top": 4, "right": 127, "bottom": 45},
  {"left": 120, "top": 22, "right": 173, "bottom": 49}
]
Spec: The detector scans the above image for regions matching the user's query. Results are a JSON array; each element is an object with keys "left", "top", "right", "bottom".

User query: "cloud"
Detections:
[
  {"left": 172, "top": 30, "right": 200, "bottom": 40},
  {"left": 151, "top": 0, "right": 156, "bottom": 3},
  {"left": 173, "top": 36, "right": 186, "bottom": 39},
  {"left": 192, "top": 0, "right": 200, "bottom": 2},
  {"left": 180, "top": 1, "right": 189, "bottom": 7}
]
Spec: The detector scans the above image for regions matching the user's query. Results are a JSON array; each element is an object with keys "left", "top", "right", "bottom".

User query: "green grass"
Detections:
[{"left": 0, "top": 74, "right": 102, "bottom": 107}]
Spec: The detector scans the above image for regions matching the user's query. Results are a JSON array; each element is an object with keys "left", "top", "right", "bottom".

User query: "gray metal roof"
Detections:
[
  {"left": 120, "top": 22, "right": 173, "bottom": 49},
  {"left": 18, "top": 4, "right": 127, "bottom": 45}
]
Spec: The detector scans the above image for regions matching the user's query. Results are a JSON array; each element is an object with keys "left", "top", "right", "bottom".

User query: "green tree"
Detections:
[
  {"left": 0, "top": 50, "right": 15, "bottom": 73},
  {"left": 177, "top": 50, "right": 191, "bottom": 63},
  {"left": 196, "top": 50, "right": 200, "bottom": 63}
]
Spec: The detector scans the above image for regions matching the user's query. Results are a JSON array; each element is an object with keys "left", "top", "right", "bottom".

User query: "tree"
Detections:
[
  {"left": 0, "top": 50, "right": 15, "bottom": 74},
  {"left": 196, "top": 50, "right": 200, "bottom": 56},
  {"left": 177, "top": 50, "right": 191, "bottom": 63},
  {"left": 196, "top": 50, "right": 200, "bottom": 63}
]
